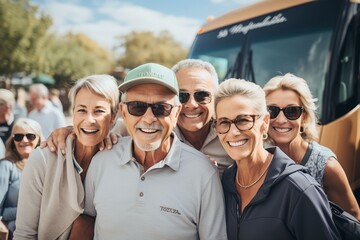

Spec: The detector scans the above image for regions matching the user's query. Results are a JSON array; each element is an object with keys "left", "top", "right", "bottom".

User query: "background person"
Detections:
[
  {"left": 83, "top": 63, "right": 227, "bottom": 239},
  {"left": 0, "top": 89, "right": 16, "bottom": 143},
  {"left": 28, "top": 83, "right": 66, "bottom": 138},
  {"left": 214, "top": 78, "right": 340, "bottom": 239},
  {"left": 0, "top": 118, "right": 44, "bottom": 239},
  {"left": 14, "top": 75, "right": 119, "bottom": 240},
  {"left": 263, "top": 73, "right": 360, "bottom": 220},
  {"left": 49, "top": 88, "right": 64, "bottom": 113}
]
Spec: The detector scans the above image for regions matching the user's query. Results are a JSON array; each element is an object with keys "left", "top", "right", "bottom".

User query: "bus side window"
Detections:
[{"left": 334, "top": 15, "right": 359, "bottom": 118}]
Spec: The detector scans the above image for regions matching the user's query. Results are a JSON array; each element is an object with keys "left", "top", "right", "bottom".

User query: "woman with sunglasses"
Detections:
[
  {"left": 14, "top": 74, "right": 119, "bottom": 240},
  {"left": 263, "top": 73, "right": 360, "bottom": 220},
  {"left": 0, "top": 118, "right": 44, "bottom": 239},
  {"left": 215, "top": 78, "right": 340, "bottom": 239}
]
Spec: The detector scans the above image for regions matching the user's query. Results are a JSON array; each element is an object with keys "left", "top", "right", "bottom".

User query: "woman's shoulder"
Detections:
[
  {"left": 0, "top": 159, "right": 16, "bottom": 169},
  {"left": 310, "top": 141, "right": 337, "bottom": 160}
]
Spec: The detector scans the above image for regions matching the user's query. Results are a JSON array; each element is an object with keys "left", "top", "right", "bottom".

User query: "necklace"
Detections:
[{"left": 236, "top": 153, "right": 272, "bottom": 189}]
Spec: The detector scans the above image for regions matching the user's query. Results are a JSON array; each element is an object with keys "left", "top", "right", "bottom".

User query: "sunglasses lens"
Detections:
[
  {"left": 126, "top": 102, "right": 173, "bottom": 117},
  {"left": 268, "top": 106, "right": 280, "bottom": 119},
  {"left": 26, "top": 134, "right": 37, "bottom": 141},
  {"left": 284, "top": 107, "right": 303, "bottom": 120},
  {"left": 194, "top": 91, "right": 211, "bottom": 104},
  {"left": 127, "top": 102, "right": 148, "bottom": 116},
  {"left": 151, "top": 103, "right": 172, "bottom": 117},
  {"left": 14, "top": 133, "right": 36, "bottom": 141},
  {"left": 179, "top": 92, "right": 190, "bottom": 103}
]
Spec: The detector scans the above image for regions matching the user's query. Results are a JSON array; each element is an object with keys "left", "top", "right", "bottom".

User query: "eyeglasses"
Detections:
[
  {"left": 124, "top": 101, "right": 175, "bottom": 118},
  {"left": 213, "top": 115, "right": 261, "bottom": 134},
  {"left": 13, "top": 133, "right": 37, "bottom": 142},
  {"left": 267, "top": 106, "right": 304, "bottom": 120},
  {"left": 179, "top": 91, "right": 212, "bottom": 104}
]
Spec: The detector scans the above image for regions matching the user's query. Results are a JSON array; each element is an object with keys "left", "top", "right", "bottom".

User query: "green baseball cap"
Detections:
[{"left": 119, "top": 63, "right": 179, "bottom": 95}]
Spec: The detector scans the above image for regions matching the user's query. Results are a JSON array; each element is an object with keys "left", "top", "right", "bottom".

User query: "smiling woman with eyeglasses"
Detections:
[
  {"left": 0, "top": 118, "right": 44, "bottom": 238},
  {"left": 215, "top": 78, "right": 340, "bottom": 240},
  {"left": 264, "top": 73, "right": 360, "bottom": 221}
]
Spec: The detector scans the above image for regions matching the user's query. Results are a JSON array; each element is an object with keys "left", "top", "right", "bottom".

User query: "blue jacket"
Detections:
[
  {"left": 222, "top": 147, "right": 341, "bottom": 240},
  {"left": 0, "top": 159, "right": 21, "bottom": 232}
]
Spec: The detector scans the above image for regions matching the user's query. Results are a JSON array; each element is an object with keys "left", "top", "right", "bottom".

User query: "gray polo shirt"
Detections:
[
  {"left": 84, "top": 134, "right": 227, "bottom": 240},
  {"left": 174, "top": 126, "right": 233, "bottom": 177}
]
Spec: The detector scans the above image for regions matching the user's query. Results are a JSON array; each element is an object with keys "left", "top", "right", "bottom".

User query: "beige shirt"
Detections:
[{"left": 14, "top": 137, "right": 84, "bottom": 240}]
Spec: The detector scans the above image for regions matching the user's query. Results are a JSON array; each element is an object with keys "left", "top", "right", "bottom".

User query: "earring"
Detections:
[
  {"left": 262, "top": 133, "right": 268, "bottom": 140},
  {"left": 300, "top": 126, "right": 304, "bottom": 133}
]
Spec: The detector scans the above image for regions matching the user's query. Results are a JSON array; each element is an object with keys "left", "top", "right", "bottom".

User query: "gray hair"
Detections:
[
  {"left": 172, "top": 59, "right": 219, "bottom": 86},
  {"left": 263, "top": 73, "right": 318, "bottom": 142},
  {"left": 0, "top": 89, "right": 15, "bottom": 107},
  {"left": 29, "top": 84, "right": 49, "bottom": 98},
  {"left": 214, "top": 78, "right": 267, "bottom": 116},
  {"left": 68, "top": 74, "right": 119, "bottom": 115}
]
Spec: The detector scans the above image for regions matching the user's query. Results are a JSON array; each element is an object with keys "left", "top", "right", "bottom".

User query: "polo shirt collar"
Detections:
[{"left": 118, "top": 133, "right": 181, "bottom": 171}]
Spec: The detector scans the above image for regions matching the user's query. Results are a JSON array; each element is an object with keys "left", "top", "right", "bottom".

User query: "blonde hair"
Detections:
[
  {"left": 4, "top": 118, "right": 44, "bottom": 169},
  {"left": 68, "top": 74, "right": 119, "bottom": 116},
  {"left": 214, "top": 78, "right": 267, "bottom": 116},
  {"left": 263, "top": 73, "right": 318, "bottom": 142}
]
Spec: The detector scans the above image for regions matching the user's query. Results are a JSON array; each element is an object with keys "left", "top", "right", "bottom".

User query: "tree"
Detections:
[
  {"left": 40, "top": 33, "right": 113, "bottom": 86},
  {"left": 0, "top": 0, "right": 52, "bottom": 75},
  {"left": 117, "top": 31, "right": 188, "bottom": 69}
]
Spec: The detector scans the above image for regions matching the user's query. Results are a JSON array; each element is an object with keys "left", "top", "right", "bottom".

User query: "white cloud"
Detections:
[{"left": 36, "top": 1, "right": 201, "bottom": 51}]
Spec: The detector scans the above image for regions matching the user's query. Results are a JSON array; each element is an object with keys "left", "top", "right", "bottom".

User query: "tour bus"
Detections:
[{"left": 188, "top": 0, "right": 360, "bottom": 200}]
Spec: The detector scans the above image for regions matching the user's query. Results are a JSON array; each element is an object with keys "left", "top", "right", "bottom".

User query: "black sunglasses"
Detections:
[
  {"left": 13, "top": 133, "right": 37, "bottom": 142},
  {"left": 179, "top": 91, "right": 212, "bottom": 104},
  {"left": 267, "top": 106, "right": 304, "bottom": 120},
  {"left": 124, "top": 101, "right": 175, "bottom": 118}
]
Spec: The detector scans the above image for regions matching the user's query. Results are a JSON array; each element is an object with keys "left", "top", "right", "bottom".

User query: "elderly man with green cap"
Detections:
[{"left": 82, "top": 63, "right": 227, "bottom": 240}]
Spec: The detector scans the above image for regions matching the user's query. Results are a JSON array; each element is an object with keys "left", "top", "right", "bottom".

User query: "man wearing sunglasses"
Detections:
[
  {"left": 171, "top": 59, "right": 233, "bottom": 177},
  {"left": 82, "top": 63, "right": 227, "bottom": 239}
]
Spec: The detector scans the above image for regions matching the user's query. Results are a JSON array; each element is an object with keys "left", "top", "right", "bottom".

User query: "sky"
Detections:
[{"left": 30, "top": 0, "right": 260, "bottom": 51}]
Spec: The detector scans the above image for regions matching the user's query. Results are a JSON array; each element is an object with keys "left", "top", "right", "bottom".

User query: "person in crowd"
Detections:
[
  {"left": 0, "top": 118, "right": 44, "bottom": 239},
  {"left": 82, "top": 63, "right": 226, "bottom": 239},
  {"left": 49, "top": 88, "right": 64, "bottom": 112},
  {"left": 44, "top": 59, "right": 233, "bottom": 177},
  {"left": 263, "top": 73, "right": 360, "bottom": 220},
  {"left": 0, "top": 89, "right": 16, "bottom": 143},
  {"left": 28, "top": 83, "right": 66, "bottom": 138},
  {"left": 13, "top": 89, "right": 27, "bottom": 120},
  {"left": 14, "top": 74, "right": 119, "bottom": 239},
  {"left": 0, "top": 138, "right": 5, "bottom": 159},
  {"left": 214, "top": 78, "right": 340, "bottom": 239}
]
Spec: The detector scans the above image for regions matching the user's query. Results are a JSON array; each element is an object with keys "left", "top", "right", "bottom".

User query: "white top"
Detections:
[
  {"left": 28, "top": 101, "right": 66, "bottom": 138},
  {"left": 84, "top": 135, "right": 227, "bottom": 240},
  {"left": 0, "top": 138, "right": 5, "bottom": 159}
]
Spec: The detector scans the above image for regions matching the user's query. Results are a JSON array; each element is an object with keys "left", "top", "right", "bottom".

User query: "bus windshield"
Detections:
[{"left": 188, "top": 1, "right": 341, "bottom": 120}]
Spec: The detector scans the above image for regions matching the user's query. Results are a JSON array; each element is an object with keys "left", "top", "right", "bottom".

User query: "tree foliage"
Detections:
[
  {"left": 0, "top": 0, "right": 113, "bottom": 86},
  {"left": 0, "top": 0, "right": 52, "bottom": 74},
  {"left": 117, "top": 31, "right": 188, "bottom": 69}
]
